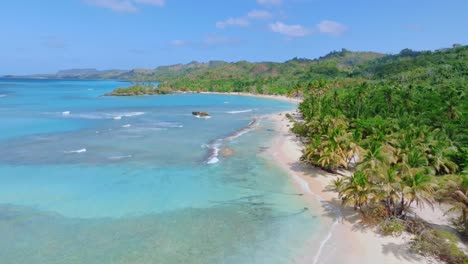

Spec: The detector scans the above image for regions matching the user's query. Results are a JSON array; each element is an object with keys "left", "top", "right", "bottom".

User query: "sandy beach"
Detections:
[
  {"left": 266, "top": 111, "right": 433, "bottom": 264},
  {"left": 198, "top": 91, "right": 303, "bottom": 104}
]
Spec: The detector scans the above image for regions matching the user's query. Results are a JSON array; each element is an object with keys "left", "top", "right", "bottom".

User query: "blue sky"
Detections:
[{"left": 1, "top": 0, "right": 467, "bottom": 74}]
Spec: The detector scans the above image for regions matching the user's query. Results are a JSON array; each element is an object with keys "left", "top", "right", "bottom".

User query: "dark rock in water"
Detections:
[{"left": 192, "top": 111, "right": 210, "bottom": 117}]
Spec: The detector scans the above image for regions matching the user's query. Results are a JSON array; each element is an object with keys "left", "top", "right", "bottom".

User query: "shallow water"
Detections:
[{"left": 0, "top": 79, "right": 325, "bottom": 263}]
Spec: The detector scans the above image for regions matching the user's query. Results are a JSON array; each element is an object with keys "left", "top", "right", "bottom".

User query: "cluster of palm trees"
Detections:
[{"left": 293, "top": 79, "right": 467, "bottom": 234}]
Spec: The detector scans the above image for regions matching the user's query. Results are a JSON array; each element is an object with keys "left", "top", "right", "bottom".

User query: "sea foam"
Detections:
[
  {"left": 64, "top": 148, "right": 87, "bottom": 154},
  {"left": 226, "top": 109, "right": 253, "bottom": 114},
  {"left": 195, "top": 115, "right": 211, "bottom": 119},
  {"left": 205, "top": 140, "right": 222, "bottom": 164},
  {"left": 121, "top": 112, "right": 145, "bottom": 117},
  {"left": 205, "top": 118, "right": 259, "bottom": 164},
  {"left": 225, "top": 118, "right": 258, "bottom": 141}
]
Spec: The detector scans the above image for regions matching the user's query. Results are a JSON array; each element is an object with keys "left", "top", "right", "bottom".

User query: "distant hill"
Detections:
[
  {"left": 5, "top": 68, "right": 128, "bottom": 79},
  {"left": 56, "top": 68, "right": 101, "bottom": 76},
  {"left": 4, "top": 45, "right": 466, "bottom": 94}
]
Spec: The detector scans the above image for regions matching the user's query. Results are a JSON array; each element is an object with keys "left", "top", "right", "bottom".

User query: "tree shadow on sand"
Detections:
[
  {"left": 285, "top": 159, "right": 432, "bottom": 262},
  {"left": 381, "top": 242, "right": 427, "bottom": 262}
]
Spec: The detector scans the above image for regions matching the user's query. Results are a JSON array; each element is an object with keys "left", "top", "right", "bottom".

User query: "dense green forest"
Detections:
[
  {"left": 105, "top": 83, "right": 172, "bottom": 96},
  {"left": 290, "top": 45, "right": 467, "bottom": 263},
  {"left": 137, "top": 49, "right": 384, "bottom": 94}
]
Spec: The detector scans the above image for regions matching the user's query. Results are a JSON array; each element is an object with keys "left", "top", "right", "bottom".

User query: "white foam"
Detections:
[
  {"left": 226, "top": 109, "right": 253, "bottom": 114},
  {"left": 207, "top": 157, "right": 219, "bottom": 164},
  {"left": 62, "top": 111, "right": 71, "bottom": 116},
  {"left": 224, "top": 101, "right": 229, "bottom": 104},
  {"left": 121, "top": 112, "right": 145, "bottom": 117},
  {"left": 66, "top": 111, "right": 145, "bottom": 120},
  {"left": 87, "top": 88, "right": 94, "bottom": 91},
  {"left": 0, "top": 94, "right": 7, "bottom": 98},
  {"left": 195, "top": 115, "right": 211, "bottom": 119},
  {"left": 64, "top": 148, "right": 87, "bottom": 154},
  {"left": 122, "top": 124, "right": 131, "bottom": 128},
  {"left": 206, "top": 140, "right": 221, "bottom": 164},
  {"left": 226, "top": 118, "right": 258, "bottom": 141},
  {"left": 203, "top": 118, "right": 259, "bottom": 165}
]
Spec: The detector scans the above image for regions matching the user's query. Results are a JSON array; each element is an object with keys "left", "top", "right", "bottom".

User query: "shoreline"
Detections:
[
  {"left": 265, "top": 111, "right": 431, "bottom": 264},
  {"left": 197, "top": 91, "right": 302, "bottom": 105},
  {"left": 105, "top": 89, "right": 303, "bottom": 105}
]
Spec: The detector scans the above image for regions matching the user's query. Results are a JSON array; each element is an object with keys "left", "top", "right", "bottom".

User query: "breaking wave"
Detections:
[
  {"left": 226, "top": 109, "right": 254, "bottom": 114},
  {"left": 64, "top": 148, "right": 87, "bottom": 154},
  {"left": 204, "top": 118, "right": 259, "bottom": 164}
]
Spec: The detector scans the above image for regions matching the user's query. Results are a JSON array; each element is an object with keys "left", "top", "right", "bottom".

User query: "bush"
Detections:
[
  {"left": 291, "top": 121, "right": 308, "bottom": 137},
  {"left": 360, "top": 204, "right": 390, "bottom": 226},
  {"left": 378, "top": 218, "right": 405, "bottom": 237},
  {"left": 410, "top": 229, "right": 468, "bottom": 264}
]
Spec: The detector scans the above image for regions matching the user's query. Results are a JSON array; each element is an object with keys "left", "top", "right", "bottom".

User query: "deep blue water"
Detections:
[{"left": 0, "top": 79, "right": 324, "bottom": 263}]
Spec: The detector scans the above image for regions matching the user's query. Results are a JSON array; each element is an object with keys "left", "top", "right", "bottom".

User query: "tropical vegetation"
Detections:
[
  {"left": 291, "top": 45, "right": 467, "bottom": 263},
  {"left": 106, "top": 83, "right": 172, "bottom": 96}
]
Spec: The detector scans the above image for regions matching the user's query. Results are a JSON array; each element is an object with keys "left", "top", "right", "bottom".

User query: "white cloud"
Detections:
[
  {"left": 269, "top": 22, "right": 311, "bottom": 37},
  {"left": 257, "top": 0, "right": 282, "bottom": 6},
  {"left": 316, "top": 20, "right": 348, "bottom": 36},
  {"left": 84, "top": 0, "right": 164, "bottom": 12},
  {"left": 216, "top": 17, "right": 249, "bottom": 29},
  {"left": 85, "top": 0, "right": 138, "bottom": 13},
  {"left": 247, "top": 10, "right": 272, "bottom": 19},
  {"left": 170, "top": 40, "right": 188, "bottom": 46},
  {"left": 133, "top": 0, "right": 165, "bottom": 6}
]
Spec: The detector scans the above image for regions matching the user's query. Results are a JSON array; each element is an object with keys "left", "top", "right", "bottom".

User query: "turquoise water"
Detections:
[{"left": 0, "top": 79, "right": 323, "bottom": 263}]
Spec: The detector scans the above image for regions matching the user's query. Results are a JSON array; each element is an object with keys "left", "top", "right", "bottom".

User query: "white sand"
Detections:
[
  {"left": 266, "top": 112, "right": 433, "bottom": 264},
  {"left": 197, "top": 91, "right": 303, "bottom": 104}
]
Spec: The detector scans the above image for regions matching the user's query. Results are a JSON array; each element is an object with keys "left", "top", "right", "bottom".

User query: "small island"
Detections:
[{"left": 105, "top": 83, "right": 173, "bottom": 96}]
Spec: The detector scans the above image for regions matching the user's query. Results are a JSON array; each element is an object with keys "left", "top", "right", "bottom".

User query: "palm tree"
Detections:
[
  {"left": 357, "top": 141, "right": 394, "bottom": 181},
  {"left": 340, "top": 171, "right": 374, "bottom": 215},
  {"left": 438, "top": 175, "right": 468, "bottom": 235},
  {"left": 402, "top": 172, "right": 436, "bottom": 213},
  {"left": 377, "top": 166, "right": 403, "bottom": 216}
]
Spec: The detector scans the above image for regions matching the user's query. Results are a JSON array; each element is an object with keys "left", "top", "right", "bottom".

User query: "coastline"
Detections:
[
  {"left": 105, "top": 89, "right": 303, "bottom": 105},
  {"left": 197, "top": 91, "right": 302, "bottom": 105},
  {"left": 265, "top": 111, "right": 432, "bottom": 264}
]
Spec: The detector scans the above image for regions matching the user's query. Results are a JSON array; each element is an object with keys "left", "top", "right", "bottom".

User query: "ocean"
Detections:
[{"left": 0, "top": 79, "right": 324, "bottom": 263}]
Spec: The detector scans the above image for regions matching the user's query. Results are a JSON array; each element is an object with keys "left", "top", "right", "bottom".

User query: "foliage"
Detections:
[
  {"left": 378, "top": 218, "right": 405, "bottom": 237},
  {"left": 107, "top": 83, "right": 173, "bottom": 96},
  {"left": 410, "top": 229, "right": 468, "bottom": 264},
  {"left": 293, "top": 45, "right": 468, "bottom": 244},
  {"left": 437, "top": 174, "right": 468, "bottom": 233}
]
